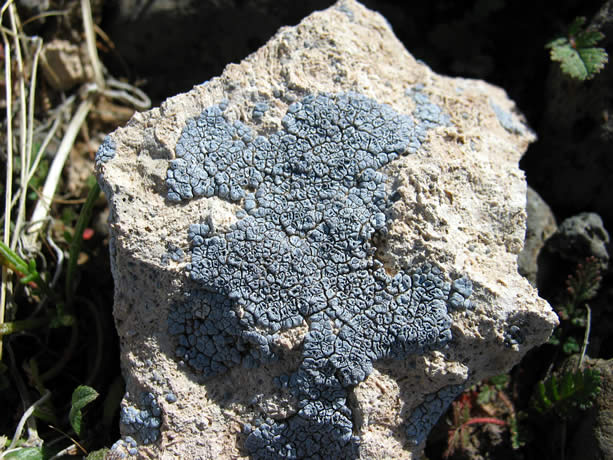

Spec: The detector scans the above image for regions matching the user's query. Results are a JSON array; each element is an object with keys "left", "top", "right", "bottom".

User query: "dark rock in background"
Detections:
[
  {"left": 546, "top": 212, "right": 610, "bottom": 269},
  {"left": 536, "top": 212, "right": 609, "bottom": 303},
  {"left": 518, "top": 187, "right": 558, "bottom": 287}
]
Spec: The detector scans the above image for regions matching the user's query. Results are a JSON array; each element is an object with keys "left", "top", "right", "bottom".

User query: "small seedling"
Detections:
[{"left": 546, "top": 16, "right": 608, "bottom": 80}]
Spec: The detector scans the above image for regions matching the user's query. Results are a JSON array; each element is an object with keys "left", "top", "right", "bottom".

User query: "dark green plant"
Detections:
[
  {"left": 549, "top": 256, "right": 602, "bottom": 354},
  {"left": 532, "top": 368, "right": 601, "bottom": 417},
  {"left": 546, "top": 16, "right": 608, "bottom": 80}
]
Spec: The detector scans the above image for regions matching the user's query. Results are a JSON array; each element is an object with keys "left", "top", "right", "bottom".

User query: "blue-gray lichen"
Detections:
[
  {"left": 109, "top": 436, "right": 138, "bottom": 458},
  {"left": 490, "top": 100, "right": 523, "bottom": 135},
  {"left": 405, "top": 384, "right": 465, "bottom": 445},
  {"left": 161, "top": 244, "right": 185, "bottom": 265},
  {"left": 252, "top": 102, "right": 269, "bottom": 121},
  {"left": 120, "top": 392, "right": 161, "bottom": 445},
  {"left": 166, "top": 91, "right": 472, "bottom": 458},
  {"left": 95, "top": 135, "right": 116, "bottom": 167}
]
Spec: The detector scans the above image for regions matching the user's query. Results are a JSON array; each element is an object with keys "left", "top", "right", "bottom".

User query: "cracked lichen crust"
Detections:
[
  {"left": 95, "top": 135, "right": 116, "bottom": 167},
  {"left": 405, "top": 384, "right": 465, "bottom": 445},
  {"left": 166, "top": 92, "right": 472, "bottom": 458}
]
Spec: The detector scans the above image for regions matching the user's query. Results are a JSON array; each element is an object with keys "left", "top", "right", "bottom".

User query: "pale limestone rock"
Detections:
[{"left": 96, "top": 1, "right": 557, "bottom": 458}]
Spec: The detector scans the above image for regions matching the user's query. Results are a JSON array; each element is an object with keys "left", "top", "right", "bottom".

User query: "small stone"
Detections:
[{"left": 40, "top": 39, "right": 93, "bottom": 91}]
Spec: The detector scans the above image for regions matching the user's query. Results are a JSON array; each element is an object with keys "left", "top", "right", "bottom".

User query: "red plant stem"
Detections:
[{"left": 461, "top": 417, "right": 507, "bottom": 429}]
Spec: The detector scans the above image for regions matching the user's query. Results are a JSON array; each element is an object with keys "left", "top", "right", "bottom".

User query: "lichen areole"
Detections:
[{"left": 166, "top": 91, "right": 472, "bottom": 458}]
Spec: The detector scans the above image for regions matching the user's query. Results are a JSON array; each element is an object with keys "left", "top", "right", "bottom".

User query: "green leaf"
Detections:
[
  {"left": 3, "top": 447, "right": 44, "bottom": 460},
  {"left": 578, "top": 47, "right": 608, "bottom": 77},
  {"left": 490, "top": 373, "right": 509, "bottom": 390},
  {"left": 550, "top": 42, "right": 590, "bottom": 80},
  {"left": 69, "top": 385, "right": 99, "bottom": 437},
  {"left": 546, "top": 17, "right": 609, "bottom": 80},
  {"left": 576, "top": 29, "right": 605, "bottom": 48},
  {"left": 531, "top": 369, "right": 601, "bottom": 417},
  {"left": 477, "top": 385, "right": 494, "bottom": 404}
]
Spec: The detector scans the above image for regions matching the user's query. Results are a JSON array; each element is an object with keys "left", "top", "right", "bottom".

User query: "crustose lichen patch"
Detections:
[{"left": 166, "top": 91, "right": 472, "bottom": 458}]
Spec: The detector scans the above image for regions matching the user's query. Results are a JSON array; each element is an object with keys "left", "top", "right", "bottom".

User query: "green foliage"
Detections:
[
  {"left": 561, "top": 336, "right": 580, "bottom": 354},
  {"left": 0, "top": 240, "right": 73, "bottom": 338},
  {"left": 0, "top": 241, "right": 49, "bottom": 292},
  {"left": 509, "top": 414, "right": 527, "bottom": 450},
  {"left": 69, "top": 385, "right": 99, "bottom": 437},
  {"left": 476, "top": 374, "right": 509, "bottom": 405},
  {"left": 532, "top": 368, "right": 601, "bottom": 417},
  {"left": 546, "top": 16, "right": 608, "bottom": 80},
  {"left": 549, "top": 257, "right": 602, "bottom": 354},
  {"left": 2, "top": 447, "right": 44, "bottom": 460}
]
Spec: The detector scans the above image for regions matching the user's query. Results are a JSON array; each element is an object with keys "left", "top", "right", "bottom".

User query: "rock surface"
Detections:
[
  {"left": 96, "top": 1, "right": 557, "bottom": 458},
  {"left": 545, "top": 213, "right": 610, "bottom": 270},
  {"left": 518, "top": 187, "right": 557, "bottom": 287}
]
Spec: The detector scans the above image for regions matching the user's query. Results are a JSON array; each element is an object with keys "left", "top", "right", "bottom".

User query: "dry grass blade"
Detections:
[
  {"left": 1, "top": 0, "right": 16, "bottom": 360},
  {"left": 81, "top": 0, "right": 104, "bottom": 90},
  {"left": 23, "top": 0, "right": 102, "bottom": 249},
  {"left": 26, "top": 98, "right": 94, "bottom": 246},
  {"left": 6, "top": 390, "right": 51, "bottom": 451}
]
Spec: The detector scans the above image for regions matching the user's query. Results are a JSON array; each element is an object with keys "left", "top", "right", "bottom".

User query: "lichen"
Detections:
[
  {"left": 490, "top": 100, "right": 523, "bottom": 135},
  {"left": 109, "top": 436, "right": 138, "bottom": 458},
  {"left": 95, "top": 135, "right": 116, "bottom": 167},
  {"left": 119, "top": 392, "right": 162, "bottom": 445},
  {"left": 405, "top": 384, "right": 465, "bottom": 446},
  {"left": 252, "top": 102, "right": 269, "bottom": 121},
  {"left": 166, "top": 91, "right": 472, "bottom": 458}
]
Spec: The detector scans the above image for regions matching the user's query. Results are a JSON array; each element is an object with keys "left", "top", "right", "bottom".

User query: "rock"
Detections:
[
  {"left": 537, "top": 212, "right": 610, "bottom": 299},
  {"left": 96, "top": 1, "right": 557, "bottom": 458},
  {"left": 546, "top": 213, "right": 610, "bottom": 269},
  {"left": 40, "top": 39, "right": 93, "bottom": 91},
  {"left": 518, "top": 187, "right": 557, "bottom": 287}
]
